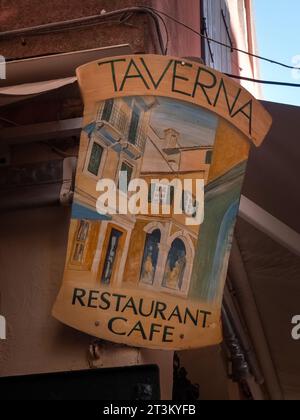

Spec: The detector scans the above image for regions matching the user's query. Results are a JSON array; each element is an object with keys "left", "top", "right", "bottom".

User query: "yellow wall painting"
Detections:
[{"left": 53, "top": 55, "right": 272, "bottom": 350}]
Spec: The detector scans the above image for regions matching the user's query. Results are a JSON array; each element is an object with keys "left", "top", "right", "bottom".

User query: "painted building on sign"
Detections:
[
  {"left": 52, "top": 55, "right": 271, "bottom": 352},
  {"left": 67, "top": 95, "right": 217, "bottom": 297}
]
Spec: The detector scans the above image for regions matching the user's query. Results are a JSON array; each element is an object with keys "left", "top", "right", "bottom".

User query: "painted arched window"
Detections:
[
  {"left": 163, "top": 238, "right": 186, "bottom": 290},
  {"left": 140, "top": 229, "right": 161, "bottom": 285}
]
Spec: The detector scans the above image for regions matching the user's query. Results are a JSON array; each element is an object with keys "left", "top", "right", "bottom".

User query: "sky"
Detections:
[
  {"left": 150, "top": 97, "right": 218, "bottom": 147},
  {"left": 253, "top": 0, "right": 300, "bottom": 106}
]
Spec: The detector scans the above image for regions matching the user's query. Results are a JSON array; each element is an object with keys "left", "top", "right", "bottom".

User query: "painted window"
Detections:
[
  {"left": 72, "top": 220, "right": 90, "bottom": 263},
  {"left": 148, "top": 183, "right": 154, "bottom": 203},
  {"left": 101, "top": 228, "right": 123, "bottom": 284},
  {"left": 118, "top": 161, "right": 134, "bottom": 192},
  {"left": 102, "top": 99, "right": 114, "bottom": 122},
  {"left": 206, "top": 150, "right": 213, "bottom": 164},
  {"left": 154, "top": 184, "right": 169, "bottom": 205},
  {"left": 182, "top": 191, "right": 198, "bottom": 217},
  {"left": 88, "top": 142, "right": 103, "bottom": 176},
  {"left": 140, "top": 229, "right": 161, "bottom": 285},
  {"left": 128, "top": 105, "right": 141, "bottom": 144},
  {"left": 149, "top": 183, "right": 173, "bottom": 205},
  {"left": 162, "top": 238, "right": 187, "bottom": 290}
]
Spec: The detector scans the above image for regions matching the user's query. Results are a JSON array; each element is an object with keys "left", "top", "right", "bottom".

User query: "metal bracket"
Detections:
[{"left": 60, "top": 157, "right": 77, "bottom": 206}]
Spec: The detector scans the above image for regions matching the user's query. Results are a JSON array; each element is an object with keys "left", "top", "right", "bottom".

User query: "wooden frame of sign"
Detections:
[{"left": 53, "top": 55, "right": 272, "bottom": 350}]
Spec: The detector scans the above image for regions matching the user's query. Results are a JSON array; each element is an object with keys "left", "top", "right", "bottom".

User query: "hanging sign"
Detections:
[{"left": 52, "top": 55, "right": 271, "bottom": 350}]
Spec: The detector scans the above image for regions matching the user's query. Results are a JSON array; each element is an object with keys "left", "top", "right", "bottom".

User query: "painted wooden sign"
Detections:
[{"left": 52, "top": 55, "right": 272, "bottom": 350}]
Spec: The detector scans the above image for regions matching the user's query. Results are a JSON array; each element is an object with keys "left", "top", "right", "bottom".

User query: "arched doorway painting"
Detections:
[
  {"left": 162, "top": 238, "right": 187, "bottom": 291},
  {"left": 140, "top": 229, "right": 161, "bottom": 285}
]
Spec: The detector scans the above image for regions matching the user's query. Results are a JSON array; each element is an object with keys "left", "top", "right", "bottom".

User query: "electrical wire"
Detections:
[
  {"left": 1, "top": 5, "right": 297, "bottom": 71},
  {"left": 0, "top": 6, "right": 299, "bottom": 85},
  {"left": 40, "top": 141, "right": 77, "bottom": 158},
  {"left": 143, "top": 6, "right": 300, "bottom": 88},
  {"left": 0, "top": 117, "right": 19, "bottom": 126},
  {"left": 142, "top": 5, "right": 300, "bottom": 71},
  {"left": 148, "top": 9, "right": 169, "bottom": 54},
  {"left": 225, "top": 74, "right": 300, "bottom": 88},
  {"left": 26, "top": 17, "right": 136, "bottom": 37},
  {"left": 0, "top": 7, "right": 167, "bottom": 56}
]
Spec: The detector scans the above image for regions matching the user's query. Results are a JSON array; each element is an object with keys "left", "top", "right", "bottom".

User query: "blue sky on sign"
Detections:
[
  {"left": 150, "top": 97, "right": 218, "bottom": 147},
  {"left": 253, "top": 0, "right": 300, "bottom": 106}
]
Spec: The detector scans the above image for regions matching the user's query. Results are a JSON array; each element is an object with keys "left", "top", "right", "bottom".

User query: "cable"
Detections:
[
  {"left": 1, "top": 6, "right": 299, "bottom": 82},
  {"left": 225, "top": 73, "right": 300, "bottom": 88},
  {"left": 27, "top": 17, "right": 136, "bottom": 37},
  {"left": 0, "top": 117, "right": 19, "bottom": 126},
  {"left": 0, "top": 5, "right": 297, "bottom": 70},
  {"left": 0, "top": 7, "right": 167, "bottom": 55},
  {"left": 148, "top": 8, "right": 169, "bottom": 54},
  {"left": 142, "top": 6, "right": 300, "bottom": 71},
  {"left": 40, "top": 141, "right": 76, "bottom": 158},
  {"left": 147, "top": 5, "right": 300, "bottom": 88}
]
